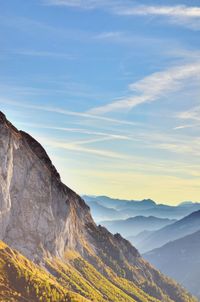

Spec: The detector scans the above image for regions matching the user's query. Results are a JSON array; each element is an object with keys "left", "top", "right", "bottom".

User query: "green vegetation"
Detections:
[
  {"left": 0, "top": 241, "right": 197, "bottom": 302},
  {"left": 0, "top": 241, "right": 89, "bottom": 302}
]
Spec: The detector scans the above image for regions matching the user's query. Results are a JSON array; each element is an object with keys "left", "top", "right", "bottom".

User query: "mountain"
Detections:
[
  {"left": 133, "top": 210, "right": 200, "bottom": 253},
  {"left": 127, "top": 230, "right": 155, "bottom": 250},
  {"left": 0, "top": 111, "right": 196, "bottom": 302},
  {"left": 84, "top": 200, "right": 121, "bottom": 222},
  {"left": 83, "top": 195, "right": 157, "bottom": 210},
  {"left": 84, "top": 195, "right": 200, "bottom": 221},
  {"left": 144, "top": 231, "right": 200, "bottom": 298},
  {"left": 178, "top": 201, "right": 200, "bottom": 208},
  {"left": 83, "top": 196, "right": 158, "bottom": 222},
  {"left": 0, "top": 240, "right": 89, "bottom": 302},
  {"left": 100, "top": 216, "right": 176, "bottom": 237}
]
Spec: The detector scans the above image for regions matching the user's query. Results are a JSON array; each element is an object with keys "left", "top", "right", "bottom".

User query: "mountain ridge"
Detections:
[
  {"left": 84, "top": 195, "right": 200, "bottom": 222},
  {"left": 134, "top": 209, "right": 200, "bottom": 253},
  {"left": 0, "top": 111, "right": 197, "bottom": 302},
  {"left": 100, "top": 216, "right": 176, "bottom": 237},
  {"left": 144, "top": 230, "right": 200, "bottom": 298}
]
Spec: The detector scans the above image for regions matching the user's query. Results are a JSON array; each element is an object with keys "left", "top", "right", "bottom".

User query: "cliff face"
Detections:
[
  {"left": 0, "top": 111, "right": 93, "bottom": 261},
  {"left": 0, "top": 111, "right": 197, "bottom": 302}
]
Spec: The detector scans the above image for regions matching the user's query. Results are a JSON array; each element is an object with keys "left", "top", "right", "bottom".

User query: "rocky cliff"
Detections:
[
  {"left": 0, "top": 111, "right": 94, "bottom": 261},
  {"left": 0, "top": 111, "right": 197, "bottom": 302}
]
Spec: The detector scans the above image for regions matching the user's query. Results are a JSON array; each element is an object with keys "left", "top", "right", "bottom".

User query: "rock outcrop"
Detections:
[
  {"left": 0, "top": 111, "right": 197, "bottom": 302},
  {"left": 0, "top": 111, "right": 93, "bottom": 261}
]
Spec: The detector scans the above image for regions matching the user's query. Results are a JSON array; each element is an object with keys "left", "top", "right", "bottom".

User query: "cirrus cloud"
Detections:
[
  {"left": 44, "top": 1, "right": 200, "bottom": 30},
  {"left": 88, "top": 62, "right": 200, "bottom": 114}
]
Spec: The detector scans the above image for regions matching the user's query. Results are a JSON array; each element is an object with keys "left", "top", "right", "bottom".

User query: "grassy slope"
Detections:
[
  {"left": 0, "top": 241, "right": 197, "bottom": 302},
  {"left": 0, "top": 240, "right": 157, "bottom": 302},
  {"left": 47, "top": 254, "right": 159, "bottom": 302},
  {"left": 48, "top": 249, "right": 197, "bottom": 302},
  {"left": 0, "top": 241, "right": 89, "bottom": 302}
]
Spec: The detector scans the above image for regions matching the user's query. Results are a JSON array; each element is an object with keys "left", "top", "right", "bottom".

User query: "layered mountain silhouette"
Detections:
[
  {"left": 100, "top": 216, "right": 176, "bottom": 237},
  {"left": 0, "top": 111, "right": 197, "bottom": 302},
  {"left": 84, "top": 195, "right": 200, "bottom": 221},
  {"left": 84, "top": 200, "right": 120, "bottom": 222},
  {"left": 144, "top": 231, "right": 200, "bottom": 299},
  {"left": 131, "top": 210, "right": 200, "bottom": 253}
]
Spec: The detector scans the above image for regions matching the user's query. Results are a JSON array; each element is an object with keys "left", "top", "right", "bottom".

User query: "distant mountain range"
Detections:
[
  {"left": 100, "top": 216, "right": 176, "bottom": 237},
  {"left": 1, "top": 111, "right": 195, "bottom": 302},
  {"left": 127, "top": 230, "right": 155, "bottom": 250},
  {"left": 83, "top": 195, "right": 156, "bottom": 210},
  {"left": 144, "top": 231, "right": 200, "bottom": 299},
  {"left": 130, "top": 210, "right": 200, "bottom": 253},
  {"left": 85, "top": 200, "right": 120, "bottom": 222},
  {"left": 0, "top": 114, "right": 198, "bottom": 301},
  {"left": 83, "top": 195, "right": 200, "bottom": 300},
  {"left": 83, "top": 195, "right": 200, "bottom": 222}
]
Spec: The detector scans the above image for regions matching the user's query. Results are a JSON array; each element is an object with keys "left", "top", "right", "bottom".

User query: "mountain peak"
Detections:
[
  {"left": 21, "top": 130, "right": 61, "bottom": 181},
  {"left": 0, "top": 111, "right": 19, "bottom": 134},
  {"left": 0, "top": 111, "right": 6, "bottom": 121},
  {"left": 185, "top": 209, "right": 200, "bottom": 219},
  {"left": 0, "top": 111, "right": 92, "bottom": 260},
  {"left": 141, "top": 198, "right": 156, "bottom": 204},
  {"left": 0, "top": 111, "right": 196, "bottom": 302}
]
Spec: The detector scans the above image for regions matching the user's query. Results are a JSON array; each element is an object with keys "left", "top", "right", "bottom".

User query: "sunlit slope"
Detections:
[
  {"left": 47, "top": 255, "right": 159, "bottom": 302},
  {"left": 0, "top": 241, "right": 89, "bottom": 302},
  {"left": 0, "top": 240, "right": 158, "bottom": 302},
  {"left": 0, "top": 112, "right": 198, "bottom": 302},
  {"left": 1, "top": 240, "right": 195, "bottom": 302}
]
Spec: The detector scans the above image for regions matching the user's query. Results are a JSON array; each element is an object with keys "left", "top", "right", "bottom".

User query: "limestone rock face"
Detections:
[
  {"left": 0, "top": 112, "right": 197, "bottom": 302},
  {"left": 0, "top": 112, "right": 93, "bottom": 261}
]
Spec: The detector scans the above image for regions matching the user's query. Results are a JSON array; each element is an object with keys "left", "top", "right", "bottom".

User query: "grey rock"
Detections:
[{"left": 0, "top": 111, "right": 93, "bottom": 261}]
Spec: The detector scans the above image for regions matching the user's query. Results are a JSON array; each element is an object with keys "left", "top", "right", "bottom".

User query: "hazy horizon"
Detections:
[
  {"left": 1, "top": 0, "right": 200, "bottom": 204},
  {"left": 81, "top": 194, "right": 200, "bottom": 206}
]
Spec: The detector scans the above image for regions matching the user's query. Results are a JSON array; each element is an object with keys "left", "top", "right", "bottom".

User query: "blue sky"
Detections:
[{"left": 1, "top": 0, "right": 200, "bottom": 204}]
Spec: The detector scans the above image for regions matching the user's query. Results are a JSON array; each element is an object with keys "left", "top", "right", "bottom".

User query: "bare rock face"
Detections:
[
  {"left": 0, "top": 112, "right": 197, "bottom": 302},
  {"left": 0, "top": 111, "right": 141, "bottom": 265},
  {"left": 0, "top": 111, "right": 93, "bottom": 261}
]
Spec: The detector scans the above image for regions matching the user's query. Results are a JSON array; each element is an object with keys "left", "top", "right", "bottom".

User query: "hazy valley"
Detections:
[
  {"left": 0, "top": 112, "right": 198, "bottom": 302},
  {"left": 83, "top": 196, "right": 200, "bottom": 299}
]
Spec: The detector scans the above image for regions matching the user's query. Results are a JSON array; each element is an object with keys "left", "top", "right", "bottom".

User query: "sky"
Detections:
[{"left": 1, "top": 0, "right": 200, "bottom": 204}]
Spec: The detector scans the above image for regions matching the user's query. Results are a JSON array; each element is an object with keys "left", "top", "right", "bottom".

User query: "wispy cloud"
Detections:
[
  {"left": 20, "top": 119, "right": 200, "bottom": 158},
  {"left": 94, "top": 31, "right": 129, "bottom": 43},
  {"left": 174, "top": 124, "right": 196, "bottom": 130},
  {"left": 39, "top": 134, "right": 198, "bottom": 163},
  {"left": 174, "top": 106, "right": 200, "bottom": 130},
  {"left": 88, "top": 62, "right": 200, "bottom": 114},
  {"left": 43, "top": 1, "right": 200, "bottom": 30},
  {"left": 117, "top": 5, "right": 200, "bottom": 18},
  {"left": 93, "top": 31, "right": 171, "bottom": 48},
  {"left": 127, "top": 130, "right": 200, "bottom": 158},
  {"left": 166, "top": 49, "right": 200, "bottom": 61},
  {"left": 42, "top": 137, "right": 127, "bottom": 159},
  {"left": 177, "top": 106, "right": 200, "bottom": 125},
  {"left": 0, "top": 82, "right": 108, "bottom": 99},
  {"left": 155, "top": 141, "right": 200, "bottom": 157},
  {"left": 17, "top": 122, "right": 131, "bottom": 141},
  {"left": 0, "top": 98, "right": 139, "bottom": 126},
  {"left": 95, "top": 31, "right": 122, "bottom": 40},
  {"left": 117, "top": 5, "right": 200, "bottom": 30},
  {"left": 174, "top": 123, "right": 200, "bottom": 130}
]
